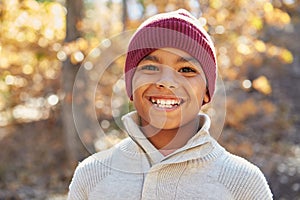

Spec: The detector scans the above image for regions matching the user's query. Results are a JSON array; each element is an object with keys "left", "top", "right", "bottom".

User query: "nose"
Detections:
[{"left": 156, "top": 67, "right": 179, "bottom": 89}]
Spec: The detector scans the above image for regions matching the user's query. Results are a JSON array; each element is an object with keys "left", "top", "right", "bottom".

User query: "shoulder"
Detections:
[
  {"left": 68, "top": 138, "right": 137, "bottom": 197},
  {"left": 67, "top": 137, "right": 142, "bottom": 199},
  {"left": 76, "top": 147, "right": 114, "bottom": 177},
  {"left": 218, "top": 151, "right": 273, "bottom": 200},
  {"left": 68, "top": 147, "right": 114, "bottom": 199},
  {"left": 68, "top": 137, "right": 135, "bottom": 198},
  {"left": 219, "top": 151, "right": 260, "bottom": 174},
  {"left": 72, "top": 137, "right": 135, "bottom": 176}
]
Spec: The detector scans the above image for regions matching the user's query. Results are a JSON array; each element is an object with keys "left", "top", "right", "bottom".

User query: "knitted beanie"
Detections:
[{"left": 125, "top": 9, "right": 217, "bottom": 104}]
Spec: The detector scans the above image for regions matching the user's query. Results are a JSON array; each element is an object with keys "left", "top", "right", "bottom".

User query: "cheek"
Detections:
[
  {"left": 188, "top": 79, "right": 207, "bottom": 103},
  {"left": 132, "top": 84, "right": 149, "bottom": 109},
  {"left": 132, "top": 86, "right": 145, "bottom": 104},
  {"left": 132, "top": 73, "right": 157, "bottom": 92}
]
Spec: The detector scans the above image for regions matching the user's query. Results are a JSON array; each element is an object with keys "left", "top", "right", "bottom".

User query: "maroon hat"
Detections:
[{"left": 125, "top": 9, "right": 217, "bottom": 104}]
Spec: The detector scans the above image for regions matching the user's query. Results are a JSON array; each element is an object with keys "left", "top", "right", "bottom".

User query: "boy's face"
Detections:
[{"left": 132, "top": 48, "right": 209, "bottom": 130}]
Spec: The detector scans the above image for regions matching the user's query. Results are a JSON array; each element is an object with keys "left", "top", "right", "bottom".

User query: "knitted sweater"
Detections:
[{"left": 68, "top": 111, "right": 273, "bottom": 200}]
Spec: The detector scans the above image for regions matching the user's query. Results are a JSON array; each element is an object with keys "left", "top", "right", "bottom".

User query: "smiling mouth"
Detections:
[{"left": 149, "top": 97, "right": 184, "bottom": 109}]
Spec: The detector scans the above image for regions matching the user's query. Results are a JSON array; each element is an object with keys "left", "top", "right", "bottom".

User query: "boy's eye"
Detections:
[
  {"left": 178, "top": 67, "right": 197, "bottom": 73},
  {"left": 141, "top": 65, "right": 159, "bottom": 71}
]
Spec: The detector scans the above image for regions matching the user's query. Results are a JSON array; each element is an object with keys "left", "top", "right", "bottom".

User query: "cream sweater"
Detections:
[{"left": 68, "top": 112, "right": 273, "bottom": 200}]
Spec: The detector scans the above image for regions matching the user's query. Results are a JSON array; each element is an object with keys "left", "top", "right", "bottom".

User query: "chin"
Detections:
[{"left": 150, "top": 120, "right": 180, "bottom": 130}]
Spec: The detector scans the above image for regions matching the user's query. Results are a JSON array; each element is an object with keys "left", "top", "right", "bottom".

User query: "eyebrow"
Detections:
[
  {"left": 176, "top": 57, "right": 200, "bottom": 65},
  {"left": 141, "top": 55, "right": 160, "bottom": 63},
  {"left": 141, "top": 54, "right": 200, "bottom": 66}
]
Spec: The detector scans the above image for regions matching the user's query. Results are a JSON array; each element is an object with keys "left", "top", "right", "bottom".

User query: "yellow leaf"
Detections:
[
  {"left": 264, "top": 3, "right": 274, "bottom": 13},
  {"left": 254, "top": 40, "right": 266, "bottom": 52},
  {"left": 210, "top": 0, "right": 222, "bottom": 9},
  {"left": 251, "top": 16, "right": 263, "bottom": 30},
  {"left": 280, "top": 49, "right": 294, "bottom": 64},
  {"left": 253, "top": 76, "right": 272, "bottom": 95}
]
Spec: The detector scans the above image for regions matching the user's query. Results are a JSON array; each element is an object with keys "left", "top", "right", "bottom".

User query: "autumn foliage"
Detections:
[{"left": 0, "top": 0, "right": 299, "bottom": 199}]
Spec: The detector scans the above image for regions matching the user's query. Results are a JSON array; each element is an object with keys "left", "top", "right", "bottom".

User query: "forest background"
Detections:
[{"left": 0, "top": 0, "right": 299, "bottom": 199}]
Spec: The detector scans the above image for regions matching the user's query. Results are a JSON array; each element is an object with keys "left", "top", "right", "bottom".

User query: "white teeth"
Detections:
[
  {"left": 158, "top": 104, "right": 172, "bottom": 108},
  {"left": 150, "top": 97, "right": 181, "bottom": 108}
]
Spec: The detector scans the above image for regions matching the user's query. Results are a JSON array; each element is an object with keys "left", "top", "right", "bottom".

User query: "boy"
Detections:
[{"left": 68, "top": 9, "right": 273, "bottom": 199}]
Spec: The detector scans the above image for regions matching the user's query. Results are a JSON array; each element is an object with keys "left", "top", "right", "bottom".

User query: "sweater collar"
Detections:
[{"left": 121, "top": 111, "right": 222, "bottom": 165}]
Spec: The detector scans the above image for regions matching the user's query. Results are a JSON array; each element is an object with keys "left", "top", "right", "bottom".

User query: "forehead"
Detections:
[
  {"left": 141, "top": 48, "right": 201, "bottom": 67},
  {"left": 148, "top": 48, "right": 192, "bottom": 59}
]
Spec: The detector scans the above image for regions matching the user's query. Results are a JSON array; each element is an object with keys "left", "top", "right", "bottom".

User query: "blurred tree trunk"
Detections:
[
  {"left": 61, "top": 0, "right": 88, "bottom": 165},
  {"left": 122, "top": 0, "right": 128, "bottom": 30}
]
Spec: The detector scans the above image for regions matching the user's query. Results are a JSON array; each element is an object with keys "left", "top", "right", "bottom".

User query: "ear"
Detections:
[{"left": 203, "top": 93, "right": 210, "bottom": 103}]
